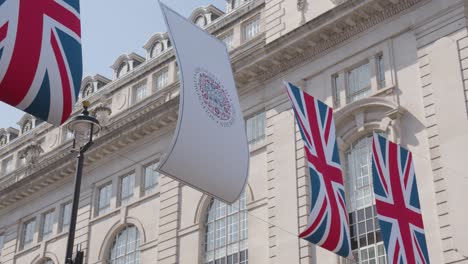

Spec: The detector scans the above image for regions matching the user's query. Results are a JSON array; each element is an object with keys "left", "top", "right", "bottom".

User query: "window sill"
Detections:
[
  {"left": 249, "top": 140, "right": 267, "bottom": 154},
  {"left": 335, "top": 85, "right": 395, "bottom": 111}
]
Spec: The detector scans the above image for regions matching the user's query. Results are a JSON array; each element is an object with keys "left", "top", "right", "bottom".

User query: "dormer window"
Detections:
[
  {"left": 0, "top": 135, "right": 6, "bottom": 147},
  {"left": 151, "top": 42, "right": 164, "bottom": 58},
  {"left": 195, "top": 15, "right": 207, "bottom": 27},
  {"left": 231, "top": 0, "right": 240, "bottom": 9},
  {"left": 83, "top": 84, "right": 94, "bottom": 98},
  {"left": 117, "top": 62, "right": 129, "bottom": 78},
  {"left": 22, "top": 120, "right": 32, "bottom": 134}
]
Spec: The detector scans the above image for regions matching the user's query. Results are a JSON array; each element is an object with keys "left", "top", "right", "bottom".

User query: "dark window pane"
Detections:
[
  {"left": 367, "top": 219, "right": 374, "bottom": 232},
  {"left": 359, "top": 235, "right": 367, "bottom": 247},
  {"left": 349, "top": 212, "right": 355, "bottom": 225},
  {"left": 367, "top": 232, "right": 375, "bottom": 245},
  {"left": 358, "top": 209, "right": 365, "bottom": 221},
  {"left": 376, "top": 231, "right": 382, "bottom": 242},
  {"left": 369, "top": 246, "right": 375, "bottom": 258},
  {"left": 351, "top": 236, "right": 358, "bottom": 250},
  {"left": 365, "top": 206, "right": 373, "bottom": 218},
  {"left": 350, "top": 224, "right": 355, "bottom": 238},
  {"left": 358, "top": 222, "right": 366, "bottom": 234}
]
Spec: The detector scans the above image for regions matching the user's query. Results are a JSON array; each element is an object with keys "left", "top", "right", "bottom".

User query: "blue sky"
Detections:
[{"left": 0, "top": 0, "right": 226, "bottom": 129}]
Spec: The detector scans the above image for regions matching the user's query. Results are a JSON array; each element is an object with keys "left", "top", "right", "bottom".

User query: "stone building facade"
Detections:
[{"left": 0, "top": 0, "right": 468, "bottom": 263}]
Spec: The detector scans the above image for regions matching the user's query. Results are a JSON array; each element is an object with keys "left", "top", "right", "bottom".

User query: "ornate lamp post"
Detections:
[{"left": 64, "top": 101, "right": 100, "bottom": 264}]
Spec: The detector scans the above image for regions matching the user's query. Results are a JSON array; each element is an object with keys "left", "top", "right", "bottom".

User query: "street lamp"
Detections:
[{"left": 65, "top": 101, "right": 100, "bottom": 264}]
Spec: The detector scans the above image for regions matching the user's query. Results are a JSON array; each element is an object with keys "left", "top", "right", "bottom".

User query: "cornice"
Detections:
[
  {"left": 234, "top": 0, "right": 428, "bottom": 89},
  {"left": 0, "top": 88, "right": 180, "bottom": 210}
]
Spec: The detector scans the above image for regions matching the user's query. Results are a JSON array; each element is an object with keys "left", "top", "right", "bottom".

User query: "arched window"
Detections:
[
  {"left": 204, "top": 192, "right": 248, "bottom": 264},
  {"left": 22, "top": 120, "right": 32, "bottom": 134},
  {"left": 109, "top": 225, "right": 140, "bottom": 264},
  {"left": 195, "top": 15, "right": 206, "bottom": 27},
  {"left": 345, "top": 135, "right": 387, "bottom": 264},
  {"left": 231, "top": 0, "right": 241, "bottom": 9},
  {"left": 41, "top": 258, "right": 54, "bottom": 264},
  {"left": 0, "top": 135, "right": 6, "bottom": 147},
  {"left": 151, "top": 42, "right": 164, "bottom": 58},
  {"left": 117, "top": 62, "right": 129, "bottom": 78}
]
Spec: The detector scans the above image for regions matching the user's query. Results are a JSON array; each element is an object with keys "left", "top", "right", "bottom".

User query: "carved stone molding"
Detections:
[{"left": 18, "top": 138, "right": 44, "bottom": 168}]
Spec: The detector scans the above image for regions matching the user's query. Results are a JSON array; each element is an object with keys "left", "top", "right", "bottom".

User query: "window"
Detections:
[
  {"left": 195, "top": 16, "right": 207, "bottom": 27},
  {"left": 231, "top": 0, "right": 241, "bottom": 9},
  {"left": 98, "top": 183, "right": 112, "bottom": 215},
  {"left": 22, "top": 120, "right": 32, "bottom": 134},
  {"left": 133, "top": 83, "right": 147, "bottom": 103},
  {"left": 345, "top": 135, "right": 387, "bottom": 264},
  {"left": 242, "top": 16, "right": 260, "bottom": 42},
  {"left": 246, "top": 111, "right": 266, "bottom": 146},
  {"left": 151, "top": 42, "right": 164, "bottom": 58},
  {"left": 143, "top": 162, "right": 160, "bottom": 195},
  {"left": 0, "top": 135, "right": 6, "bottom": 147},
  {"left": 221, "top": 33, "right": 234, "bottom": 50},
  {"left": 204, "top": 192, "right": 248, "bottom": 264},
  {"left": 120, "top": 174, "right": 135, "bottom": 206},
  {"left": 3, "top": 157, "right": 14, "bottom": 175},
  {"left": 61, "top": 202, "right": 72, "bottom": 232},
  {"left": 0, "top": 234, "right": 4, "bottom": 255},
  {"left": 376, "top": 54, "right": 386, "bottom": 89},
  {"left": 153, "top": 69, "right": 169, "bottom": 91},
  {"left": 41, "top": 258, "right": 54, "bottom": 264},
  {"left": 347, "top": 62, "right": 372, "bottom": 103},
  {"left": 117, "top": 62, "right": 129, "bottom": 78},
  {"left": 109, "top": 225, "right": 140, "bottom": 264},
  {"left": 22, "top": 219, "right": 35, "bottom": 249},
  {"left": 332, "top": 74, "right": 341, "bottom": 108},
  {"left": 40, "top": 211, "right": 54, "bottom": 241}
]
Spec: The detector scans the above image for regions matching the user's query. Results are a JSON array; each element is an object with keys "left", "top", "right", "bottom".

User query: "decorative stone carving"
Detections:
[
  {"left": 297, "top": 0, "right": 305, "bottom": 11},
  {"left": 19, "top": 139, "right": 44, "bottom": 167},
  {"left": 93, "top": 93, "right": 113, "bottom": 128}
]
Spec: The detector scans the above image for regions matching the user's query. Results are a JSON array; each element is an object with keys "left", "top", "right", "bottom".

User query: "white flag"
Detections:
[{"left": 158, "top": 3, "right": 249, "bottom": 203}]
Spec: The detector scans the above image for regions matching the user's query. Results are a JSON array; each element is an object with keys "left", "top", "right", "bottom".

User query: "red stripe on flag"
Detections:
[
  {"left": 44, "top": 0, "right": 81, "bottom": 37},
  {"left": 0, "top": 0, "right": 44, "bottom": 105},
  {"left": 403, "top": 153, "right": 412, "bottom": 189},
  {"left": 50, "top": 30, "right": 71, "bottom": 123},
  {"left": 299, "top": 198, "right": 329, "bottom": 238},
  {"left": 0, "top": 22, "right": 8, "bottom": 42}
]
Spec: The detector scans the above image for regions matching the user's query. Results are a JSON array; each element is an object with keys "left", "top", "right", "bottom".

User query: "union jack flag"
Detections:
[
  {"left": 0, "top": 0, "right": 82, "bottom": 125},
  {"left": 285, "top": 82, "right": 352, "bottom": 258},
  {"left": 371, "top": 134, "right": 430, "bottom": 264}
]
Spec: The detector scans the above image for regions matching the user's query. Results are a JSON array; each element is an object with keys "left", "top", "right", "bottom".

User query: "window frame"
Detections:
[
  {"left": 242, "top": 15, "right": 261, "bottom": 43},
  {"left": 117, "top": 62, "right": 129, "bottom": 78},
  {"left": 109, "top": 225, "right": 141, "bottom": 264},
  {"left": 344, "top": 134, "right": 387, "bottom": 264},
  {"left": 345, "top": 60, "right": 372, "bottom": 103},
  {"left": 132, "top": 81, "right": 148, "bottom": 104},
  {"left": 153, "top": 68, "right": 169, "bottom": 92},
  {"left": 21, "top": 218, "right": 36, "bottom": 250},
  {"left": 203, "top": 192, "right": 248, "bottom": 264},
  {"left": 245, "top": 111, "right": 266, "bottom": 148},
  {"left": 143, "top": 161, "right": 160, "bottom": 196},
  {"left": 97, "top": 182, "right": 113, "bottom": 216},
  {"left": 40, "top": 210, "right": 54, "bottom": 241},
  {"left": 119, "top": 172, "right": 135, "bottom": 206},
  {"left": 219, "top": 31, "right": 234, "bottom": 50},
  {"left": 60, "top": 201, "right": 72, "bottom": 233}
]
